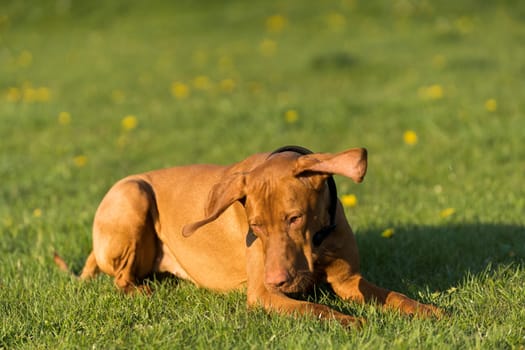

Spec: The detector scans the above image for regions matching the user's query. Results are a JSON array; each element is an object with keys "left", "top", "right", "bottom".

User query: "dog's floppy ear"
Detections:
[
  {"left": 293, "top": 148, "right": 367, "bottom": 183},
  {"left": 182, "top": 172, "right": 246, "bottom": 237}
]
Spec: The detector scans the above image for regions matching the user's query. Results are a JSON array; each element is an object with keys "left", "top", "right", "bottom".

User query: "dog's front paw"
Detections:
[
  {"left": 401, "top": 300, "right": 444, "bottom": 319},
  {"left": 414, "top": 303, "right": 444, "bottom": 319},
  {"left": 335, "top": 314, "right": 365, "bottom": 329}
]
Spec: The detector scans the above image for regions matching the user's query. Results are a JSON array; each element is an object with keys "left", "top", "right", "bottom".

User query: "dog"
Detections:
[{"left": 55, "top": 146, "right": 441, "bottom": 327}]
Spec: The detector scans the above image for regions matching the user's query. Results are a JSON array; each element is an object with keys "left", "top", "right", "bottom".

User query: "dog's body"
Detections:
[{"left": 66, "top": 147, "right": 441, "bottom": 326}]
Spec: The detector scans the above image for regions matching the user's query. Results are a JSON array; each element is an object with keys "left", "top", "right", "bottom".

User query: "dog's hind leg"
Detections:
[
  {"left": 79, "top": 251, "right": 100, "bottom": 280},
  {"left": 92, "top": 178, "right": 159, "bottom": 294}
]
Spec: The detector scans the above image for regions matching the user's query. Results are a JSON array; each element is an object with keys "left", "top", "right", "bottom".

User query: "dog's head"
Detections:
[{"left": 182, "top": 148, "right": 367, "bottom": 294}]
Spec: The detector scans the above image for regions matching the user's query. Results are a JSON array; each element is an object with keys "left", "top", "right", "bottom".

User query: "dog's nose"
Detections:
[{"left": 265, "top": 269, "right": 290, "bottom": 289}]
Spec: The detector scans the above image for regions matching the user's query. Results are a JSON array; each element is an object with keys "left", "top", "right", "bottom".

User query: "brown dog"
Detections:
[{"left": 56, "top": 146, "right": 441, "bottom": 327}]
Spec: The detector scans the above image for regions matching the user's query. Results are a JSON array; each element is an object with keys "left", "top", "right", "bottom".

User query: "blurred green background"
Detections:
[{"left": 1, "top": 0, "right": 524, "bottom": 348}]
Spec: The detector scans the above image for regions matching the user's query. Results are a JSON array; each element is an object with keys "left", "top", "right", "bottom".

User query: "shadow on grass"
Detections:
[
  {"left": 66, "top": 223, "right": 524, "bottom": 317},
  {"left": 130, "top": 223, "right": 525, "bottom": 300},
  {"left": 299, "top": 223, "right": 525, "bottom": 318},
  {"left": 355, "top": 223, "right": 525, "bottom": 294}
]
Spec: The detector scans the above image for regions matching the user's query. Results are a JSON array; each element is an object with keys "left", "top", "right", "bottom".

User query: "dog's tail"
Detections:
[
  {"left": 54, "top": 251, "right": 99, "bottom": 280},
  {"left": 53, "top": 252, "right": 73, "bottom": 274}
]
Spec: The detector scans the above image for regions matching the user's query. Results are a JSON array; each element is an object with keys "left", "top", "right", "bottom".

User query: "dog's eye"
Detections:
[{"left": 287, "top": 214, "right": 303, "bottom": 226}]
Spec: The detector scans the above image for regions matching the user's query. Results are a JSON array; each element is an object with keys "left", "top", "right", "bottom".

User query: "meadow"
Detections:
[{"left": 1, "top": 0, "right": 524, "bottom": 348}]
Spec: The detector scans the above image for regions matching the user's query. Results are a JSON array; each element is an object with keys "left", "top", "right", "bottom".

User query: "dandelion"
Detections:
[
  {"left": 440, "top": 207, "right": 455, "bottom": 218},
  {"left": 35, "top": 87, "right": 51, "bottom": 102},
  {"left": 58, "top": 112, "right": 71, "bottom": 125},
  {"left": 219, "top": 79, "right": 235, "bottom": 93},
  {"left": 341, "top": 194, "right": 357, "bottom": 207},
  {"left": 403, "top": 130, "right": 418, "bottom": 145},
  {"left": 121, "top": 115, "right": 138, "bottom": 131},
  {"left": 192, "top": 76, "right": 212, "bottom": 91},
  {"left": 22, "top": 84, "right": 37, "bottom": 103},
  {"left": 73, "top": 155, "right": 88, "bottom": 168},
  {"left": 284, "top": 109, "right": 299, "bottom": 124},
  {"left": 265, "top": 14, "right": 287, "bottom": 33},
  {"left": 455, "top": 16, "right": 473, "bottom": 34},
  {"left": 418, "top": 84, "right": 443, "bottom": 100},
  {"left": 427, "top": 84, "right": 443, "bottom": 99},
  {"left": 171, "top": 82, "right": 190, "bottom": 99},
  {"left": 6, "top": 87, "right": 21, "bottom": 102},
  {"left": 326, "top": 12, "right": 346, "bottom": 31},
  {"left": 111, "top": 90, "right": 126, "bottom": 104},
  {"left": 381, "top": 228, "right": 395, "bottom": 238},
  {"left": 484, "top": 98, "right": 497, "bottom": 112},
  {"left": 259, "top": 39, "right": 277, "bottom": 57},
  {"left": 16, "top": 50, "right": 33, "bottom": 67},
  {"left": 33, "top": 208, "right": 42, "bottom": 218}
]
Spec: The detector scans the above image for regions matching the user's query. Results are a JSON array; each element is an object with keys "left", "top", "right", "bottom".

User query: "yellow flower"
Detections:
[
  {"left": 265, "top": 14, "right": 287, "bottom": 33},
  {"left": 111, "top": 89, "right": 126, "bottom": 104},
  {"left": 341, "top": 194, "right": 357, "bottom": 207},
  {"left": 73, "top": 155, "right": 88, "bottom": 168},
  {"left": 381, "top": 228, "right": 395, "bottom": 238},
  {"left": 192, "top": 76, "right": 212, "bottom": 91},
  {"left": 17, "top": 50, "right": 33, "bottom": 67},
  {"left": 121, "top": 115, "right": 138, "bottom": 131},
  {"left": 6, "top": 87, "right": 21, "bottom": 102},
  {"left": 35, "top": 87, "right": 51, "bottom": 102},
  {"left": 171, "top": 82, "right": 190, "bottom": 99},
  {"left": 326, "top": 12, "right": 346, "bottom": 31},
  {"left": 455, "top": 16, "right": 473, "bottom": 34},
  {"left": 403, "top": 130, "right": 418, "bottom": 145},
  {"left": 219, "top": 79, "right": 236, "bottom": 93},
  {"left": 484, "top": 98, "right": 497, "bottom": 112},
  {"left": 58, "top": 112, "right": 71, "bottom": 125},
  {"left": 33, "top": 208, "right": 42, "bottom": 218},
  {"left": 427, "top": 84, "right": 443, "bottom": 99},
  {"left": 22, "top": 86, "right": 37, "bottom": 103},
  {"left": 284, "top": 109, "right": 299, "bottom": 124},
  {"left": 418, "top": 84, "right": 443, "bottom": 100},
  {"left": 259, "top": 39, "right": 277, "bottom": 57},
  {"left": 440, "top": 207, "right": 455, "bottom": 218}
]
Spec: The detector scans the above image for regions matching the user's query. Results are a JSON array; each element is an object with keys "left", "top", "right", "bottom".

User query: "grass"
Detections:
[{"left": 1, "top": 0, "right": 524, "bottom": 348}]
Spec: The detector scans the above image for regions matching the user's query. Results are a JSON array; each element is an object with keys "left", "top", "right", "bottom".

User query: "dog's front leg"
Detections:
[
  {"left": 328, "top": 269, "right": 443, "bottom": 318},
  {"left": 321, "top": 207, "right": 443, "bottom": 318},
  {"left": 245, "top": 239, "right": 362, "bottom": 328}
]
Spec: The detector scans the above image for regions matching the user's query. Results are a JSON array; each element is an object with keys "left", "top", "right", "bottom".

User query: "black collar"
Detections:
[{"left": 269, "top": 146, "right": 337, "bottom": 247}]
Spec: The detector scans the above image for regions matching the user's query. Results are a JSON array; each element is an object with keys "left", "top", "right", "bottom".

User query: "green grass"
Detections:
[{"left": 1, "top": 0, "right": 524, "bottom": 348}]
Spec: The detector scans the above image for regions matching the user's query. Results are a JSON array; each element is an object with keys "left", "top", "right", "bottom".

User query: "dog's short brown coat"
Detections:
[{"left": 59, "top": 147, "right": 441, "bottom": 327}]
